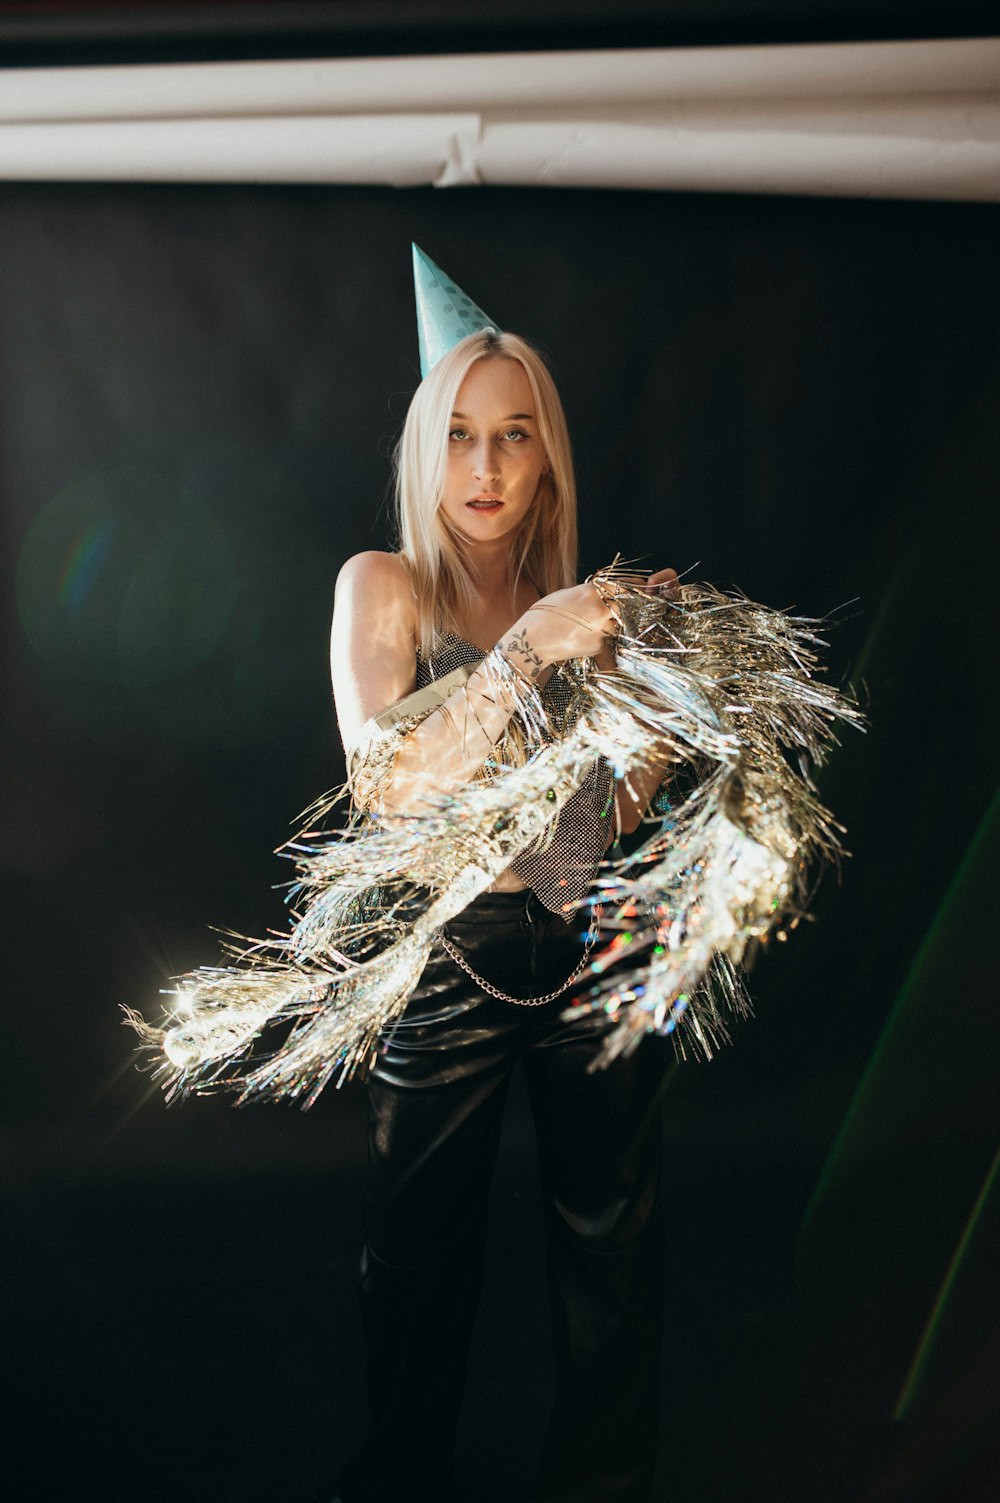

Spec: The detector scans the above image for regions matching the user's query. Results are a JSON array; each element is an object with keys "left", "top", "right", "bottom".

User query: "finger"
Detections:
[
  {"left": 635, "top": 576, "right": 678, "bottom": 594},
  {"left": 593, "top": 569, "right": 646, "bottom": 592},
  {"left": 649, "top": 568, "right": 681, "bottom": 598},
  {"left": 589, "top": 576, "right": 627, "bottom": 625}
]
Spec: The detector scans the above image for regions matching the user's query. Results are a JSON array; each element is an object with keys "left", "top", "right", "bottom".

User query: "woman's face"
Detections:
[{"left": 438, "top": 357, "right": 549, "bottom": 550}]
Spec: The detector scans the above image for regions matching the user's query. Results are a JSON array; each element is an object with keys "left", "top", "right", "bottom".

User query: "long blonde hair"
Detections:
[{"left": 392, "top": 329, "right": 578, "bottom": 657}]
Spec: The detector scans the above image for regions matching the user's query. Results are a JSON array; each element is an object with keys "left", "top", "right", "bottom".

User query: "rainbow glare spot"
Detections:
[
  {"left": 57, "top": 518, "right": 118, "bottom": 617},
  {"left": 16, "top": 466, "right": 237, "bottom": 689}
]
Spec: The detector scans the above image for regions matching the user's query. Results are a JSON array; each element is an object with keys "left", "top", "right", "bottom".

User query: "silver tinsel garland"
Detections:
[{"left": 125, "top": 578, "right": 862, "bottom": 1105}]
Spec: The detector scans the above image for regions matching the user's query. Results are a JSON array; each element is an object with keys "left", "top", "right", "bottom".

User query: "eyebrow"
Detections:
[{"left": 451, "top": 411, "right": 536, "bottom": 421}]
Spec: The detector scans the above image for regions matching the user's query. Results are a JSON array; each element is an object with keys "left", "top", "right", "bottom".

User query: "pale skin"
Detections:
[{"left": 330, "top": 358, "right": 678, "bottom": 889}]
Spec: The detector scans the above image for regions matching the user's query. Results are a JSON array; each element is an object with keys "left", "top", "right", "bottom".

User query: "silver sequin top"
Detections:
[{"left": 417, "top": 632, "right": 615, "bottom": 913}]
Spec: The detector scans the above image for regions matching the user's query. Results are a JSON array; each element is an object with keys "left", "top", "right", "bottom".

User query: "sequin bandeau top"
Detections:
[{"left": 416, "top": 632, "right": 615, "bottom": 913}]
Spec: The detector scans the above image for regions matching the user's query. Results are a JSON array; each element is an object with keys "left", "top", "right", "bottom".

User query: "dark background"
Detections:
[
  {"left": 1, "top": 0, "right": 998, "bottom": 64},
  {"left": 2, "top": 12, "right": 1000, "bottom": 1500}
]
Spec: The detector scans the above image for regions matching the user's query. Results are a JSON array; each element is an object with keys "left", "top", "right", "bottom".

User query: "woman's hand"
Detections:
[
  {"left": 506, "top": 582, "right": 621, "bottom": 669},
  {"left": 599, "top": 566, "right": 680, "bottom": 605},
  {"left": 507, "top": 568, "right": 681, "bottom": 671},
  {"left": 643, "top": 566, "right": 680, "bottom": 599}
]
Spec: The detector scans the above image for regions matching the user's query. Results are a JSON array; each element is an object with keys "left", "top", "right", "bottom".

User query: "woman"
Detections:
[{"left": 326, "top": 304, "right": 678, "bottom": 1503}]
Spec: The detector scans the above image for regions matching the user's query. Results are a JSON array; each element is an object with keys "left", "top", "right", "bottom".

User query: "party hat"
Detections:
[{"left": 412, "top": 244, "right": 499, "bottom": 378}]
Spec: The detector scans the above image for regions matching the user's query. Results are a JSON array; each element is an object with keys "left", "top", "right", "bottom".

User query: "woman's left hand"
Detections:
[
  {"left": 594, "top": 566, "right": 681, "bottom": 612},
  {"left": 644, "top": 566, "right": 680, "bottom": 598},
  {"left": 593, "top": 566, "right": 680, "bottom": 669},
  {"left": 618, "top": 566, "right": 679, "bottom": 600}
]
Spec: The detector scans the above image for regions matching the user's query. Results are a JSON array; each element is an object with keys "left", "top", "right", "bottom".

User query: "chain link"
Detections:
[{"left": 437, "top": 904, "right": 601, "bottom": 1007}]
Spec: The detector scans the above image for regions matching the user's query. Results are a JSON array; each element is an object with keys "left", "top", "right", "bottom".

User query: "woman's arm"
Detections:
[
  {"left": 330, "top": 552, "right": 420, "bottom": 758},
  {"left": 330, "top": 554, "right": 619, "bottom": 815},
  {"left": 614, "top": 754, "right": 676, "bottom": 835}
]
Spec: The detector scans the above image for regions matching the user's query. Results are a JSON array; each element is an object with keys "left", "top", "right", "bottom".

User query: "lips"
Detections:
[{"left": 467, "top": 494, "right": 503, "bottom": 509}]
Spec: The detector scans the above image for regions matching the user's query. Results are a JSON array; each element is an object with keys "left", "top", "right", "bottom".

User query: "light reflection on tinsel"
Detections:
[
  {"left": 125, "top": 576, "right": 862, "bottom": 1103},
  {"left": 560, "top": 582, "right": 861, "bottom": 1064}
]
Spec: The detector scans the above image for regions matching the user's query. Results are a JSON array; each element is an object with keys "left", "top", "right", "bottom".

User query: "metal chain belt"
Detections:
[{"left": 437, "top": 906, "right": 601, "bottom": 1007}]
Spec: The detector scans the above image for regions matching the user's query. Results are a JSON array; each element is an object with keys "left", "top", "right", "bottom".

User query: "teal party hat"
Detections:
[{"left": 412, "top": 244, "right": 499, "bottom": 378}]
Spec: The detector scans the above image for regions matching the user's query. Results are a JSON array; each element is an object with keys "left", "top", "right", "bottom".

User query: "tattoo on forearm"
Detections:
[{"left": 503, "top": 628, "right": 545, "bottom": 682}]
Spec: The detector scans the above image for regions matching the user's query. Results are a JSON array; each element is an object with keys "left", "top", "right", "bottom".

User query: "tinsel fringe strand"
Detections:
[{"left": 125, "top": 577, "right": 863, "bottom": 1105}]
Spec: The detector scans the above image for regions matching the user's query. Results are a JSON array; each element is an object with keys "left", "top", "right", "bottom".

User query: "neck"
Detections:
[{"left": 461, "top": 538, "right": 520, "bottom": 601}]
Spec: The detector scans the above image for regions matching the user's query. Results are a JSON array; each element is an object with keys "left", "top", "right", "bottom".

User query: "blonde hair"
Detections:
[{"left": 392, "top": 329, "right": 578, "bottom": 657}]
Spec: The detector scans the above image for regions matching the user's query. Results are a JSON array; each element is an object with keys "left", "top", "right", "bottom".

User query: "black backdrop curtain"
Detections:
[
  {"left": 1, "top": 1, "right": 997, "bottom": 63},
  {"left": 2, "top": 181, "right": 999, "bottom": 1501}
]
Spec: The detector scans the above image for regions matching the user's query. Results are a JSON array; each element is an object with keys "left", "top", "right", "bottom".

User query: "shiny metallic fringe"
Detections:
[{"left": 125, "top": 578, "right": 862, "bottom": 1104}]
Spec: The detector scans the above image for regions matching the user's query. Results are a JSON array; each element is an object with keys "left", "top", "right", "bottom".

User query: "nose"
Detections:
[{"left": 471, "top": 436, "right": 500, "bottom": 481}]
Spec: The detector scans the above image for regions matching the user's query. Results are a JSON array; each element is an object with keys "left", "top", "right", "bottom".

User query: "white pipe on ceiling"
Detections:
[{"left": 0, "top": 38, "right": 997, "bottom": 200}]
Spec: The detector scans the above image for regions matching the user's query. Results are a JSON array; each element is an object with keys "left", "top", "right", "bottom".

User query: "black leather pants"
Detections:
[{"left": 338, "top": 888, "right": 666, "bottom": 1503}]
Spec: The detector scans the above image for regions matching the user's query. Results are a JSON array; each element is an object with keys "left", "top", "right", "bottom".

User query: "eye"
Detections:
[
  {"left": 502, "top": 428, "right": 529, "bottom": 442},
  {"left": 448, "top": 427, "right": 470, "bottom": 442}
]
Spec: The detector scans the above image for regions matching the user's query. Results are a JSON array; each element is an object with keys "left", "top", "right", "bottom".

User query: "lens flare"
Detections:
[{"left": 17, "top": 464, "right": 237, "bottom": 688}]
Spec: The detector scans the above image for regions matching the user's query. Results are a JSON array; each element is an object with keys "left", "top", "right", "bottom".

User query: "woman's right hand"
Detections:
[{"left": 509, "top": 582, "right": 620, "bottom": 667}]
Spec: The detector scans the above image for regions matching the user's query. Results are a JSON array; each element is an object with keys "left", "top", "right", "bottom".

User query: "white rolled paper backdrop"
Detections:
[
  {"left": 0, "top": 38, "right": 997, "bottom": 199},
  {"left": 0, "top": 114, "right": 482, "bottom": 188},
  {"left": 480, "top": 97, "right": 1000, "bottom": 199},
  {"left": 2, "top": 39, "right": 998, "bottom": 119}
]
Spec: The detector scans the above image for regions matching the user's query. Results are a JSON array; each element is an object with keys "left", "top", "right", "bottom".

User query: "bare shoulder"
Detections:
[
  {"left": 336, "top": 548, "right": 411, "bottom": 596},
  {"left": 335, "top": 550, "right": 415, "bottom": 629},
  {"left": 331, "top": 551, "right": 418, "bottom": 739},
  {"left": 339, "top": 547, "right": 409, "bottom": 580}
]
